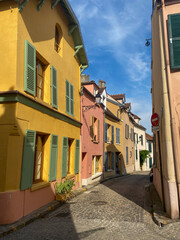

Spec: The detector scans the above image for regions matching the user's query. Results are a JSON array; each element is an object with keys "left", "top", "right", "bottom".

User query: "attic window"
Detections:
[{"left": 55, "top": 24, "right": 62, "bottom": 53}]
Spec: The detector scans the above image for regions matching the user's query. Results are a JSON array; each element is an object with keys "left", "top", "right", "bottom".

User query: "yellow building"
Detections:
[
  {"left": 0, "top": 0, "right": 88, "bottom": 224},
  {"left": 104, "top": 94, "right": 123, "bottom": 178},
  {"left": 106, "top": 95, "right": 135, "bottom": 175}
]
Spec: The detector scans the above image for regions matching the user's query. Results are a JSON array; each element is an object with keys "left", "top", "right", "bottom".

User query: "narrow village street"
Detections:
[{"left": 2, "top": 172, "right": 180, "bottom": 240}]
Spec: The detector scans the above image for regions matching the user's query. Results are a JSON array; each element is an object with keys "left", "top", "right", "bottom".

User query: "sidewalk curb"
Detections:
[
  {"left": 149, "top": 184, "right": 180, "bottom": 227},
  {"left": 0, "top": 173, "right": 135, "bottom": 237}
]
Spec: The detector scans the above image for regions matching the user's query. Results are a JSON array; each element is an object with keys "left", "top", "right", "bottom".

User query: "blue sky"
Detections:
[{"left": 69, "top": 0, "right": 152, "bottom": 134}]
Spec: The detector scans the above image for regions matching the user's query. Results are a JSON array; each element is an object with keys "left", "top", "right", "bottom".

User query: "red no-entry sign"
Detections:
[{"left": 151, "top": 113, "right": 159, "bottom": 127}]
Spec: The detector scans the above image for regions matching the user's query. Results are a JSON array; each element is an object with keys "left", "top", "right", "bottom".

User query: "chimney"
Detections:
[
  {"left": 99, "top": 79, "right": 106, "bottom": 88},
  {"left": 81, "top": 74, "right": 90, "bottom": 83}
]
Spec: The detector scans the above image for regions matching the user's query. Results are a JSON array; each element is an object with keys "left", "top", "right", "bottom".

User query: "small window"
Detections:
[
  {"left": 33, "top": 133, "right": 46, "bottom": 183},
  {"left": 36, "top": 59, "right": 45, "bottom": 100},
  {"left": 55, "top": 24, "right": 62, "bottom": 53},
  {"left": 91, "top": 117, "right": 100, "bottom": 143},
  {"left": 67, "top": 138, "right": 74, "bottom": 175}
]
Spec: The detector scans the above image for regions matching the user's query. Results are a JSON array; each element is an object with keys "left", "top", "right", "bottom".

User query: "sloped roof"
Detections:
[
  {"left": 110, "top": 94, "right": 125, "bottom": 100},
  {"left": 0, "top": 0, "right": 88, "bottom": 67},
  {"left": 105, "top": 108, "right": 120, "bottom": 121},
  {"left": 146, "top": 133, "right": 153, "bottom": 141}
]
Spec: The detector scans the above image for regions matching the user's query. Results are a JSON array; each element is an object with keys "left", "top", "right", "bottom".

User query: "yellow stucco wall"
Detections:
[
  {"left": 0, "top": 1, "right": 81, "bottom": 192},
  {"left": 122, "top": 110, "right": 135, "bottom": 174}
]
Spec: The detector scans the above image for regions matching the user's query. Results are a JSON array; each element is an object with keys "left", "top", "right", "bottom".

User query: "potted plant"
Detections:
[{"left": 54, "top": 178, "right": 75, "bottom": 202}]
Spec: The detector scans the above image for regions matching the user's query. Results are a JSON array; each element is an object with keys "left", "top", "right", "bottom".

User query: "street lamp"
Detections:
[{"left": 82, "top": 93, "right": 101, "bottom": 111}]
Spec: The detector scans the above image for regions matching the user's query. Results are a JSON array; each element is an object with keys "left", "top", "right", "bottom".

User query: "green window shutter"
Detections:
[
  {"left": 111, "top": 126, "right": 114, "bottom": 143},
  {"left": 20, "top": 130, "right": 36, "bottom": 190},
  {"left": 61, "top": 137, "right": 68, "bottom": 178},
  {"left": 112, "top": 152, "right": 114, "bottom": 170},
  {"left": 24, "top": 40, "right": 36, "bottom": 96},
  {"left": 66, "top": 80, "right": 70, "bottom": 114},
  {"left": 51, "top": 66, "right": 58, "bottom": 108},
  {"left": 75, "top": 139, "right": 80, "bottom": 174},
  {"left": 49, "top": 135, "right": 58, "bottom": 181},
  {"left": 126, "top": 147, "right": 128, "bottom": 164},
  {"left": 70, "top": 84, "right": 74, "bottom": 115},
  {"left": 98, "top": 120, "right": 100, "bottom": 143},
  {"left": 168, "top": 14, "right": 180, "bottom": 69}
]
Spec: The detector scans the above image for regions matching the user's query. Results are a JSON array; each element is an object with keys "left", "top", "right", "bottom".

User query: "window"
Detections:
[
  {"left": 126, "top": 147, "right": 128, "bottom": 164},
  {"left": 20, "top": 130, "right": 54, "bottom": 191},
  {"left": 105, "top": 152, "right": 114, "bottom": 171},
  {"left": 125, "top": 124, "right": 129, "bottom": 139},
  {"left": 168, "top": 13, "right": 180, "bottom": 69},
  {"left": 36, "top": 59, "right": 45, "bottom": 100},
  {"left": 66, "top": 80, "right": 74, "bottom": 116},
  {"left": 105, "top": 123, "right": 111, "bottom": 143},
  {"left": 141, "top": 135, "right": 143, "bottom": 146},
  {"left": 67, "top": 138, "right": 73, "bottom": 175},
  {"left": 24, "top": 40, "right": 57, "bottom": 108},
  {"left": 61, "top": 137, "right": 80, "bottom": 178},
  {"left": 136, "top": 149, "right": 138, "bottom": 160},
  {"left": 33, "top": 134, "right": 45, "bottom": 183},
  {"left": 91, "top": 117, "right": 100, "bottom": 143},
  {"left": 92, "top": 156, "right": 101, "bottom": 175},
  {"left": 149, "top": 142, "right": 152, "bottom": 152},
  {"left": 55, "top": 24, "right": 62, "bottom": 53},
  {"left": 116, "top": 128, "right": 120, "bottom": 144}
]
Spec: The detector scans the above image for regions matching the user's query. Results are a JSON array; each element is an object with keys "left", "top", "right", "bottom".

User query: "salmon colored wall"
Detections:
[{"left": 81, "top": 89, "right": 104, "bottom": 180}]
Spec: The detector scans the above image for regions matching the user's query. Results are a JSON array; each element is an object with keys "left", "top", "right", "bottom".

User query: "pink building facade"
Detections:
[{"left": 81, "top": 78, "right": 106, "bottom": 186}]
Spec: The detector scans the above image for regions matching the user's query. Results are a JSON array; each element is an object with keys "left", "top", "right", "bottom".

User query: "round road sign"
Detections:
[{"left": 151, "top": 113, "right": 159, "bottom": 127}]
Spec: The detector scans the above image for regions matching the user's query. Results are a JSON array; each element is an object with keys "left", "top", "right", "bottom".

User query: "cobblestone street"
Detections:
[{"left": 2, "top": 172, "right": 180, "bottom": 240}]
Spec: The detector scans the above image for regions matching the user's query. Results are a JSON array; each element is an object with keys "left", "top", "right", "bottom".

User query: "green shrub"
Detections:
[
  {"left": 54, "top": 178, "right": 75, "bottom": 195},
  {"left": 140, "top": 150, "right": 150, "bottom": 169}
]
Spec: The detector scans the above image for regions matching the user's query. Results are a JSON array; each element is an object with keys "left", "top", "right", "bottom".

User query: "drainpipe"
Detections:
[{"left": 160, "top": 0, "right": 179, "bottom": 218}]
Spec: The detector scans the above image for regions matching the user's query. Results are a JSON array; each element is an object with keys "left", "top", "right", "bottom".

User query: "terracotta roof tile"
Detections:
[
  {"left": 110, "top": 94, "right": 125, "bottom": 100},
  {"left": 146, "top": 133, "right": 153, "bottom": 141}
]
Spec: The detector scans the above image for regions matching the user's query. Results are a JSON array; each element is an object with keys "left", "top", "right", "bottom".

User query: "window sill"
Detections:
[
  {"left": 116, "top": 143, "right": 120, "bottom": 145},
  {"left": 30, "top": 181, "right": 50, "bottom": 192},
  {"left": 106, "top": 169, "right": 113, "bottom": 172},
  {"left": 92, "top": 140, "right": 99, "bottom": 144}
]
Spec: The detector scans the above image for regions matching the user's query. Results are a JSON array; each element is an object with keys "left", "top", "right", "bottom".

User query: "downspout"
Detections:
[{"left": 160, "top": 0, "right": 179, "bottom": 218}]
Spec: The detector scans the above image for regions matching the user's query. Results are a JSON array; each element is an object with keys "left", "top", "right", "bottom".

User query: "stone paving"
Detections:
[{"left": 2, "top": 172, "right": 180, "bottom": 240}]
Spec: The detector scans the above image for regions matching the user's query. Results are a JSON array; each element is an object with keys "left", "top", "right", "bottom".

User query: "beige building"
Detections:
[{"left": 151, "top": 0, "right": 180, "bottom": 218}]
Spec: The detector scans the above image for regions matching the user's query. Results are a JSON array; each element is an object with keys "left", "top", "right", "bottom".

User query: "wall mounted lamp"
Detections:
[
  {"left": 82, "top": 93, "right": 101, "bottom": 112},
  {"left": 145, "top": 38, "right": 152, "bottom": 47}
]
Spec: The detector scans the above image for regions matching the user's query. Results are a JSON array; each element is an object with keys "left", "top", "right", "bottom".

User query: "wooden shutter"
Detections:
[
  {"left": 75, "top": 139, "right": 80, "bottom": 174},
  {"left": 20, "top": 130, "right": 36, "bottom": 190},
  {"left": 61, "top": 137, "right": 68, "bottom": 178},
  {"left": 116, "top": 128, "right": 120, "bottom": 144},
  {"left": 105, "top": 123, "right": 108, "bottom": 142},
  {"left": 168, "top": 14, "right": 180, "bottom": 69},
  {"left": 51, "top": 66, "right": 58, "bottom": 108},
  {"left": 98, "top": 119, "right": 100, "bottom": 143},
  {"left": 105, "top": 152, "right": 108, "bottom": 171},
  {"left": 70, "top": 84, "right": 74, "bottom": 115},
  {"left": 49, "top": 135, "right": 58, "bottom": 181},
  {"left": 112, "top": 152, "right": 114, "bottom": 170},
  {"left": 91, "top": 116, "right": 94, "bottom": 140},
  {"left": 111, "top": 126, "right": 114, "bottom": 143},
  {"left": 126, "top": 147, "right": 128, "bottom": 164},
  {"left": 24, "top": 40, "right": 36, "bottom": 96},
  {"left": 66, "top": 80, "right": 70, "bottom": 113}
]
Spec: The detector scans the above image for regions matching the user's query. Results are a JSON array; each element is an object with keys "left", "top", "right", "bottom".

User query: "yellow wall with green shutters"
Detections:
[
  {"left": 0, "top": 0, "right": 81, "bottom": 191},
  {"left": 0, "top": 0, "right": 81, "bottom": 120}
]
